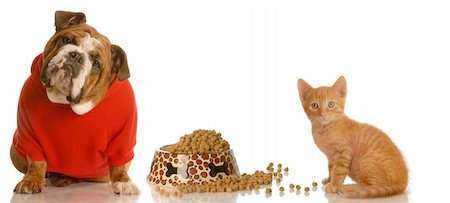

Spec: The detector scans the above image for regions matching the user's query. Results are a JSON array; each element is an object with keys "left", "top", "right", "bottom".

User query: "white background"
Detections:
[{"left": 0, "top": 0, "right": 448, "bottom": 203}]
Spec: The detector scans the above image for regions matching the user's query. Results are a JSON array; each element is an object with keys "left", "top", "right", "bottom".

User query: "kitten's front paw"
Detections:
[
  {"left": 323, "top": 183, "right": 340, "bottom": 193},
  {"left": 322, "top": 177, "right": 330, "bottom": 185},
  {"left": 110, "top": 181, "right": 140, "bottom": 195},
  {"left": 14, "top": 179, "right": 45, "bottom": 194}
]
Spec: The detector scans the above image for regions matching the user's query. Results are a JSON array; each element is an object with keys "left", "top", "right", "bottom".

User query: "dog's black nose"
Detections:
[{"left": 69, "top": 51, "right": 84, "bottom": 64}]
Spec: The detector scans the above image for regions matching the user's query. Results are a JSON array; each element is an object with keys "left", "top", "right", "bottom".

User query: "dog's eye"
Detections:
[
  {"left": 62, "top": 37, "right": 72, "bottom": 44},
  {"left": 92, "top": 60, "right": 101, "bottom": 68}
]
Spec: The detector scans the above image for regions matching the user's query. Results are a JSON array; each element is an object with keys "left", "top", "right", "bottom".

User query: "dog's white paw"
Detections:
[{"left": 109, "top": 181, "right": 140, "bottom": 195}]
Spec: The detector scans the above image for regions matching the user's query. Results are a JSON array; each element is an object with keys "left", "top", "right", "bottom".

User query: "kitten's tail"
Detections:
[{"left": 339, "top": 183, "right": 406, "bottom": 198}]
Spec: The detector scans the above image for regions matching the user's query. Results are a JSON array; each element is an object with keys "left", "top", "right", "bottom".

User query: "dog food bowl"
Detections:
[{"left": 147, "top": 145, "right": 241, "bottom": 187}]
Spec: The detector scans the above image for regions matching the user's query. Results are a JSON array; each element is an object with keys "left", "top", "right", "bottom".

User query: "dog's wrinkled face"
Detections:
[{"left": 41, "top": 11, "right": 129, "bottom": 115}]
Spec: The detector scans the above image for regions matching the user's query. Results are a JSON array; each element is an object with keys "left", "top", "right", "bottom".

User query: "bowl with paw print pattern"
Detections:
[{"left": 147, "top": 145, "right": 241, "bottom": 187}]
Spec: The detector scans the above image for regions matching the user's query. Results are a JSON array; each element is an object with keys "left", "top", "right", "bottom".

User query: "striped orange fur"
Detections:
[{"left": 297, "top": 76, "right": 408, "bottom": 198}]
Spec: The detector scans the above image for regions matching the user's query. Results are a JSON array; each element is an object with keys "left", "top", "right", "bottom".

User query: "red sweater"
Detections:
[{"left": 13, "top": 54, "right": 137, "bottom": 178}]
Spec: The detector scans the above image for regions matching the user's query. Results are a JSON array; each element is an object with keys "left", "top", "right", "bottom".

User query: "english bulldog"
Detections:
[{"left": 10, "top": 11, "right": 139, "bottom": 195}]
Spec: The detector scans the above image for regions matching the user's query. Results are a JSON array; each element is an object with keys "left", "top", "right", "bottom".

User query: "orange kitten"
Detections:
[{"left": 297, "top": 76, "right": 408, "bottom": 198}]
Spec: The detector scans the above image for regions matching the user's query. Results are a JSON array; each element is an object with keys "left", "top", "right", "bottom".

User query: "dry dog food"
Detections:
[
  {"left": 289, "top": 183, "right": 295, "bottom": 189},
  {"left": 312, "top": 182, "right": 318, "bottom": 187},
  {"left": 154, "top": 131, "right": 320, "bottom": 199},
  {"left": 163, "top": 129, "right": 230, "bottom": 154},
  {"left": 176, "top": 170, "right": 273, "bottom": 194}
]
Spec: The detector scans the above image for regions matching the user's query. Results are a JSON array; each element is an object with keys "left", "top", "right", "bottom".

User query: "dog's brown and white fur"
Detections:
[{"left": 10, "top": 11, "right": 139, "bottom": 195}]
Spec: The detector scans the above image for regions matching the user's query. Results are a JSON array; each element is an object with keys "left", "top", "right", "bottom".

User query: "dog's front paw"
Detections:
[
  {"left": 323, "top": 183, "right": 340, "bottom": 193},
  {"left": 14, "top": 179, "right": 45, "bottom": 194},
  {"left": 110, "top": 181, "right": 140, "bottom": 195}
]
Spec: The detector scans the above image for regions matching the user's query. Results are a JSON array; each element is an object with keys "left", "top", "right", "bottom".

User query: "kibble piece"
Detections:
[
  {"left": 218, "top": 187, "right": 225, "bottom": 192},
  {"left": 269, "top": 163, "right": 274, "bottom": 167},
  {"left": 226, "top": 186, "right": 232, "bottom": 192},
  {"left": 279, "top": 187, "right": 285, "bottom": 192},
  {"left": 296, "top": 185, "right": 301, "bottom": 190},
  {"left": 289, "top": 184, "right": 294, "bottom": 189},
  {"left": 277, "top": 168, "right": 282, "bottom": 173},
  {"left": 312, "top": 182, "right": 318, "bottom": 187},
  {"left": 284, "top": 167, "right": 289, "bottom": 172},
  {"left": 265, "top": 188, "right": 272, "bottom": 193},
  {"left": 278, "top": 164, "right": 282, "bottom": 168},
  {"left": 305, "top": 187, "right": 310, "bottom": 192}
]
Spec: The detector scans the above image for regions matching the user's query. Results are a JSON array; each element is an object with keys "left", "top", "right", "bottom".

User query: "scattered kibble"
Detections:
[
  {"left": 158, "top": 139, "right": 318, "bottom": 198},
  {"left": 176, "top": 170, "right": 273, "bottom": 194}
]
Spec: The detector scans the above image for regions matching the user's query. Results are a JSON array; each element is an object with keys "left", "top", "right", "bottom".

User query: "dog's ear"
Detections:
[
  {"left": 55, "top": 11, "right": 86, "bottom": 31},
  {"left": 111, "top": 45, "right": 130, "bottom": 81}
]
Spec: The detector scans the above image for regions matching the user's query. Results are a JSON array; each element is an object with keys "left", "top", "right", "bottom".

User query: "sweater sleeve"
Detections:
[
  {"left": 13, "top": 77, "right": 46, "bottom": 161},
  {"left": 105, "top": 80, "right": 137, "bottom": 166}
]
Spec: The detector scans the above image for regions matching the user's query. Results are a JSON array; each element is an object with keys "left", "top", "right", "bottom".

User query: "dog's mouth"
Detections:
[
  {"left": 50, "top": 58, "right": 72, "bottom": 85},
  {"left": 41, "top": 52, "right": 89, "bottom": 104}
]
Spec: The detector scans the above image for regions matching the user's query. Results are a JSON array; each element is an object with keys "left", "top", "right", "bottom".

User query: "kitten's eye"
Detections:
[
  {"left": 311, "top": 103, "right": 320, "bottom": 109},
  {"left": 328, "top": 101, "right": 335, "bottom": 108}
]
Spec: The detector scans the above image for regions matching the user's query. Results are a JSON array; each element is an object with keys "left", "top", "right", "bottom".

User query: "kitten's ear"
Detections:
[
  {"left": 297, "top": 78, "right": 313, "bottom": 102},
  {"left": 332, "top": 76, "right": 347, "bottom": 97}
]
